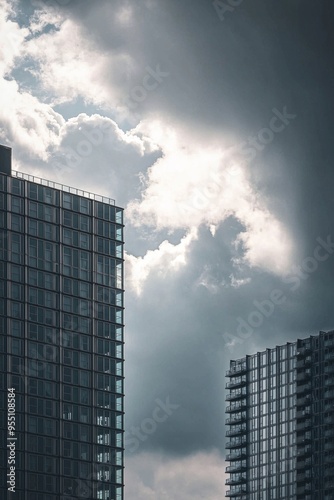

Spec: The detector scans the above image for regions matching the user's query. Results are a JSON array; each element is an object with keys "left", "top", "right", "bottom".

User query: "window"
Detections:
[
  {"left": 11, "top": 214, "right": 23, "bottom": 232},
  {"left": 10, "top": 233, "right": 23, "bottom": 264},
  {"left": 97, "top": 203, "right": 115, "bottom": 221},
  {"left": 11, "top": 196, "right": 23, "bottom": 213}
]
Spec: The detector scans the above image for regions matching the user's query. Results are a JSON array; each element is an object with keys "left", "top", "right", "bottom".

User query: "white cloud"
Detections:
[
  {"left": 125, "top": 450, "right": 227, "bottom": 500},
  {"left": 125, "top": 228, "right": 198, "bottom": 295},
  {"left": 0, "top": 0, "right": 28, "bottom": 75},
  {"left": 127, "top": 119, "right": 296, "bottom": 276},
  {"left": 23, "top": 17, "right": 122, "bottom": 107}
]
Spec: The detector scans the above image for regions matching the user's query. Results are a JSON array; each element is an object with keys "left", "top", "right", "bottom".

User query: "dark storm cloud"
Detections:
[{"left": 27, "top": 0, "right": 334, "bottom": 462}]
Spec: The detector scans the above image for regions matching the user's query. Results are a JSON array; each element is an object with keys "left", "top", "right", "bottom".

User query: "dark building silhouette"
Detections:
[
  {"left": 225, "top": 330, "right": 334, "bottom": 499},
  {"left": 0, "top": 145, "right": 124, "bottom": 499}
]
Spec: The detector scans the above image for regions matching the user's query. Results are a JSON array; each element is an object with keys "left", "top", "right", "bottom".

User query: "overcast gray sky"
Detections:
[{"left": 1, "top": 0, "right": 334, "bottom": 497}]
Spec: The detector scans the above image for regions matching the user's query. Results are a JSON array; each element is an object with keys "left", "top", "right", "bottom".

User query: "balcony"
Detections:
[
  {"left": 296, "top": 370, "right": 311, "bottom": 382},
  {"left": 296, "top": 472, "right": 305, "bottom": 483},
  {"left": 226, "top": 438, "right": 247, "bottom": 449},
  {"left": 297, "top": 483, "right": 311, "bottom": 495},
  {"left": 297, "top": 446, "right": 312, "bottom": 457},
  {"left": 296, "top": 395, "right": 311, "bottom": 407},
  {"left": 226, "top": 486, "right": 247, "bottom": 497},
  {"left": 296, "top": 383, "right": 311, "bottom": 395},
  {"left": 226, "top": 401, "right": 247, "bottom": 413},
  {"left": 226, "top": 376, "right": 247, "bottom": 389},
  {"left": 226, "top": 390, "right": 246, "bottom": 401},
  {"left": 324, "top": 467, "right": 334, "bottom": 477},
  {"left": 296, "top": 408, "right": 311, "bottom": 420},
  {"left": 296, "top": 347, "right": 312, "bottom": 357},
  {"left": 225, "top": 475, "right": 246, "bottom": 486},
  {"left": 226, "top": 363, "right": 247, "bottom": 377},
  {"left": 226, "top": 451, "right": 247, "bottom": 461},
  {"left": 296, "top": 419, "right": 312, "bottom": 431},
  {"left": 226, "top": 426, "right": 247, "bottom": 437},
  {"left": 226, "top": 414, "right": 246, "bottom": 425},
  {"left": 296, "top": 434, "right": 311, "bottom": 445},
  {"left": 296, "top": 457, "right": 312, "bottom": 470},
  {"left": 226, "top": 464, "right": 247, "bottom": 474}
]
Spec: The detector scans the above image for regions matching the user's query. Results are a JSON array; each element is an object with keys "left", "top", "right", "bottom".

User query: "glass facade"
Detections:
[
  {"left": 0, "top": 163, "right": 124, "bottom": 500},
  {"left": 225, "top": 331, "right": 334, "bottom": 499}
]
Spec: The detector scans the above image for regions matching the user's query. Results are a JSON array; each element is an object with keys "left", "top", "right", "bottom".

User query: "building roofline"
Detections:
[{"left": 12, "top": 170, "right": 120, "bottom": 208}]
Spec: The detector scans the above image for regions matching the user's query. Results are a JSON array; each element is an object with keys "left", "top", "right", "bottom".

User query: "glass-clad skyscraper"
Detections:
[
  {"left": 0, "top": 146, "right": 124, "bottom": 499},
  {"left": 225, "top": 330, "right": 334, "bottom": 499}
]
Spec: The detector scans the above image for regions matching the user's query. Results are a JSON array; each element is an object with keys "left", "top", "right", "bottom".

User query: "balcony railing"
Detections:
[
  {"left": 296, "top": 371, "right": 311, "bottom": 381},
  {"left": 12, "top": 170, "right": 116, "bottom": 205},
  {"left": 226, "top": 464, "right": 247, "bottom": 474},
  {"left": 226, "top": 426, "right": 247, "bottom": 437},
  {"left": 226, "top": 363, "right": 247, "bottom": 377},
  {"left": 226, "top": 390, "right": 247, "bottom": 401},
  {"left": 226, "top": 437, "right": 247, "bottom": 449},
  {"left": 226, "top": 376, "right": 247, "bottom": 389},
  {"left": 226, "top": 486, "right": 247, "bottom": 497},
  {"left": 225, "top": 475, "right": 246, "bottom": 485},
  {"left": 226, "top": 414, "right": 247, "bottom": 425},
  {"left": 296, "top": 347, "right": 312, "bottom": 357},
  {"left": 296, "top": 419, "right": 312, "bottom": 432},
  {"left": 226, "top": 402, "right": 247, "bottom": 413},
  {"left": 226, "top": 451, "right": 247, "bottom": 461},
  {"left": 296, "top": 434, "right": 311, "bottom": 445},
  {"left": 296, "top": 409, "right": 311, "bottom": 420},
  {"left": 296, "top": 395, "right": 311, "bottom": 407}
]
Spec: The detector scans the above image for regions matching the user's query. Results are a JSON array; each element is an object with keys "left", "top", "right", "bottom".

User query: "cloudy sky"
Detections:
[{"left": 1, "top": 0, "right": 334, "bottom": 497}]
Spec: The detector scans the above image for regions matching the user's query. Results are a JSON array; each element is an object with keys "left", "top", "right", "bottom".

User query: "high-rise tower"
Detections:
[
  {"left": 0, "top": 145, "right": 124, "bottom": 499},
  {"left": 225, "top": 330, "right": 334, "bottom": 499}
]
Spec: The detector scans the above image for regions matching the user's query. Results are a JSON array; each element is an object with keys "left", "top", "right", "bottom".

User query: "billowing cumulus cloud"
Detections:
[
  {"left": 127, "top": 120, "right": 295, "bottom": 277},
  {"left": 126, "top": 450, "right": 227, "bottom": 500}
]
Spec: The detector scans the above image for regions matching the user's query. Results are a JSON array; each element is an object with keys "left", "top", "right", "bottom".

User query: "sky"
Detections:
[{"left": 1, "top": 0, "right": 334, "bottom": 497}]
